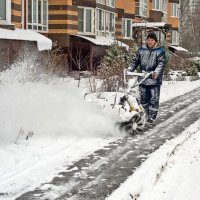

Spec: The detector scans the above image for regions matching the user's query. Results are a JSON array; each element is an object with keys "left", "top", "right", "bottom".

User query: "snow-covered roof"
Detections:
[
  {"left": 132, "top": 22, "right": 167, "bottom": 28},
  {"left": 0, "top": 28, "right": 52, "bottom": 51},
  {"left": 169, "top": 45, "right": 188, "bottom": 52},
  {"left": 74, "top": 35, "right": 129, "bottom": 50}
]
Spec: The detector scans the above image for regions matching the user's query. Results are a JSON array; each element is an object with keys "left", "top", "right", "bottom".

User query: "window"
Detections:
[
  {"left": 106, "top": 12, "right": 115, "bottom": 36},
  {"left": 152, "top": 0, "right": 162, "bottom": 10},
  {"left": 162, "top": 0, "right": 167, "bottom": 13},
  {"left": 78, "top": 9, "right": 84, "bottom": 32},
  {"left": 106, "top": 0, "right": 115, "bottom": 7},
  {"left": 122, "top": 19, "right": 132, "bottom": 38},
  {"left": 96, "top": 9, "right": 105, "bottom": 33},
  {"left": 171, "top": 30, "right": 179, "bottom": 45},
  {"left": 152, "top": 0, "right": 167, "bottom": 12},
  {"left": 0, "top": 0, "right": 6, "bottom": 20},
  {"left": 135, "top": 0, "right": 147, "bottom": 17},
  {"left": 96, "top": 0, "right": 106, "bottom": 4},
  {"left": 96, "top": 0, "right": 115, "bottom": 6},
  {"left": 78, "top": 7, "right": 94, "bottom": 34},
  {"left": 171, "top": 3, "right": 180, "bottom": 18},
  {"left": 96, "top": 9, "right": 115, "bottom": 37},
  {"left": 0, "top": 0, "right": 11, "bottom": 23},
  {"left": 27, "top": 0, "right": 48, "bottom": 32}
]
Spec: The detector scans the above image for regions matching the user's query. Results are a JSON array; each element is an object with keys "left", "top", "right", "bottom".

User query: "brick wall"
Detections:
[
  {"left": 167, "top": 2, "right": 179, "bottom": 29},
  {"left": 48, "top": 0, "right": 78, "bottom": 47},
  {"left": 11, "top": 0, "right": 22, "bottom": 28},
  {"left": 116, "top": 0, "right": 135, "bottom": 42},
  {"left": 116, "top": 0, "right": 135, "bottom": 14}
]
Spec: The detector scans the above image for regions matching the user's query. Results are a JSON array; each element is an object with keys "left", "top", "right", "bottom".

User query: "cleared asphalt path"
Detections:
[{"left": 16, "top": 87, "right": 200, "bottom": 200}]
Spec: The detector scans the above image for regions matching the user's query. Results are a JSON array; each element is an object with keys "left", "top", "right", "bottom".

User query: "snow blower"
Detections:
[{"left": 116, "top": 69, "right": 152, "bottom": 135}]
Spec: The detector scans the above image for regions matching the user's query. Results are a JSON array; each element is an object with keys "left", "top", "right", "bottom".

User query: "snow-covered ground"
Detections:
[{"left": 0, "top": 63, "right": 200, "bottom": 200}]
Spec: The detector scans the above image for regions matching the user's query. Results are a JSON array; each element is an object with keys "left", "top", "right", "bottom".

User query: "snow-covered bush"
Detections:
[
  {"left": 84, "top": 75, "right": 98, "bottom": 93},
  {"left": 186, "top": 65, "right": 198, "bottom": 76},
  {"left": 161, "top": 40, "right": 171, "bottom": 75},
  {"left": 97, "top": 42, "right": 136, "bottom": 92},
  {"left": 193, "top": 60, "right": 200, "bottom": 72}
]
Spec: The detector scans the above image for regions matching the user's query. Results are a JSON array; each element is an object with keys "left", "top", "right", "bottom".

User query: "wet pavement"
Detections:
[{"left": 15, "top": 87, "right": 200, "bottom": 200}]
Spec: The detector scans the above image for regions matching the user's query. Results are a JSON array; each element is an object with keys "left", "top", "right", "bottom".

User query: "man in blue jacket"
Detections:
[{"left": 128, "top": 32, "right": 165, "bottom": 124}]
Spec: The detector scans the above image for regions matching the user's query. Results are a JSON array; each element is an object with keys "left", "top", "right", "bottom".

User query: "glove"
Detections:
[
  {"left": 151, "top": 72, "right": 158, "bottom": 80},
  {"left": 127, "top": 66, "right": 133, "bottom": 72}
]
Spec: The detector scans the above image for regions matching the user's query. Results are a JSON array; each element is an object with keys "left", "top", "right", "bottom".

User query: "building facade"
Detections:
[{"left": 0, "top": 0, "right": 181, "bottom": 71}]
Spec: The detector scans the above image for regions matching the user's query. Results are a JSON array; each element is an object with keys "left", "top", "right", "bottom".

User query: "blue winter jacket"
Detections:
[{"left": 129, "top": 44, "right": 165, "bottom": 85}]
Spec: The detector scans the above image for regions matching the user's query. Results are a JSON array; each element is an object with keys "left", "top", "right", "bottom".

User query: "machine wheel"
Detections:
[
  {"left": 118, "top": 113, "right": 144, "bottom": 135},
  {"left": 129, "top": 113, "right": 144, "bottom": 135}
]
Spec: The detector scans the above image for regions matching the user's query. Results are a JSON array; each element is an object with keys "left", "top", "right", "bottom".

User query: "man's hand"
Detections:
[
  {"left": 151, "top": 72, "right": 158, "bottom": 80},
  {"left": 127, "top": 67, "right": 133, "bottom": 72}
]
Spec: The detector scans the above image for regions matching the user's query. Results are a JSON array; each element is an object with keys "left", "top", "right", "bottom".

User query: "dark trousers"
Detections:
[{"left": 139, "top": 85, "right": 161, "bottom": 120}]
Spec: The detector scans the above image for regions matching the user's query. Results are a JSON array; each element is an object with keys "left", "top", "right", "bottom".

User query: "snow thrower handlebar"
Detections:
[
  {"left": 123, "top": 69, "right": 153, "bottom": 88},
  {"left": 112, "top": 70, "right": 153, "bottom": 109}
]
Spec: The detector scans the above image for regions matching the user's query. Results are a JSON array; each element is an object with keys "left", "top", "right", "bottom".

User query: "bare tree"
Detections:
[
  {"left": 192, "top": 1, "right": 200, "bottom": 51},
  {"left": 179, "top": 0, "right": 190, "bottom": 47},
  {"left": 68, "top": 46, "right": 92, "bottom": 87},
  {"left": 180, "top": 0, "right": 200, "bottom": 52}
]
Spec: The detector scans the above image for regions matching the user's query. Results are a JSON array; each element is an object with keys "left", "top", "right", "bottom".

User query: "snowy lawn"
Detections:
[{"left": 0, "top": 65, "right": 200, "bottom": 200}]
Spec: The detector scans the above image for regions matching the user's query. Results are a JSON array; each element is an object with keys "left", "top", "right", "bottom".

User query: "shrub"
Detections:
[
  {"left": 186, "top": 66, "right": 198, "bottom": 76},
  {"left": 97, "top": 42, "right": 136, "bottom": 92}
]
